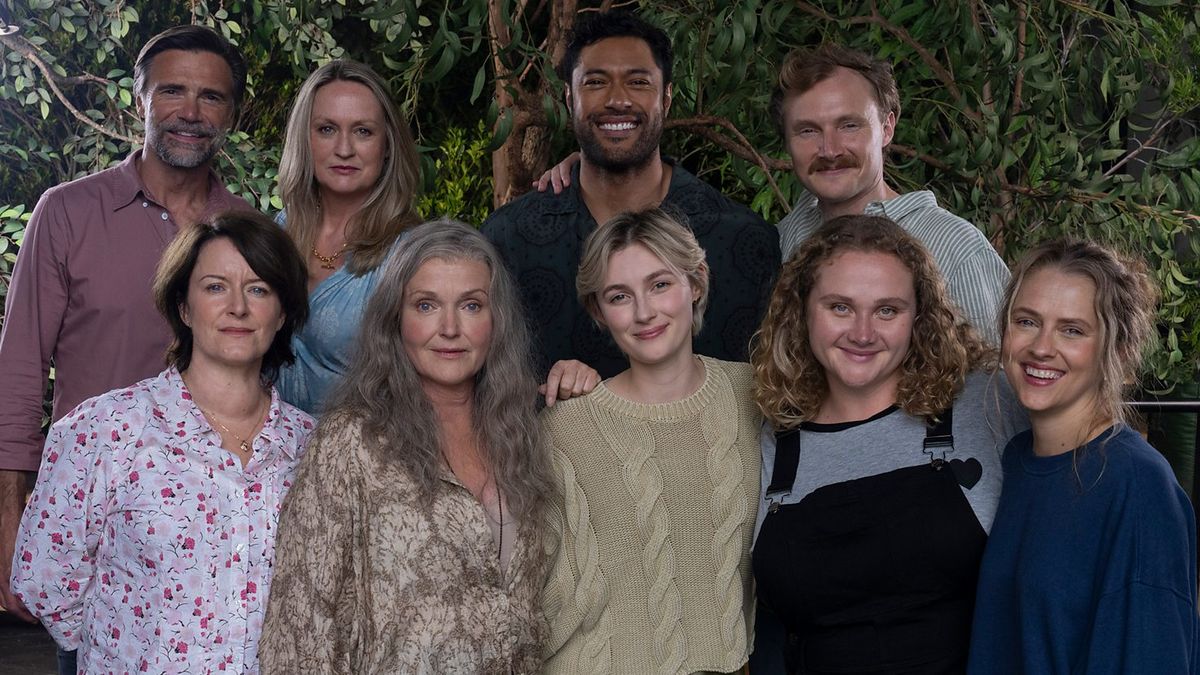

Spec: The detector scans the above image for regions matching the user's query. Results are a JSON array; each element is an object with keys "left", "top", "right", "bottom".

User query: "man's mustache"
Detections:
[
  {"left": 160, "top": 121, "right": 220, "bottom": 139},
  {"left": 809, "top": 156, "right": 858, "bottom": 173}
]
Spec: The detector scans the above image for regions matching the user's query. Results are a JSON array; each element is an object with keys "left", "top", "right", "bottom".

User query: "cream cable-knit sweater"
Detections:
[{"left": 541, "top": 357, "right": 761, "bottom": 675}]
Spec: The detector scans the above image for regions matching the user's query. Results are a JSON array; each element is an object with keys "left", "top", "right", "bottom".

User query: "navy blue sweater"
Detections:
[{"left": 968, "top": 425, "right": 1198, "bottom": 674}]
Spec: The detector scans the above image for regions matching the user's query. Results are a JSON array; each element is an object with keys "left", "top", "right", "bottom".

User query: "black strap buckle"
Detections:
[{"left": 923, "top": 407, "right": 955, "bottom": 469}]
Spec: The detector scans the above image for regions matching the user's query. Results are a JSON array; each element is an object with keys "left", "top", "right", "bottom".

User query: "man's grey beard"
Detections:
[{"left": 151, "top": 121, "right": 228, "bottom": 169}]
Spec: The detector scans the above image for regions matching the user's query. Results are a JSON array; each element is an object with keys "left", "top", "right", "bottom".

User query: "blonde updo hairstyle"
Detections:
[{"left": 1000, "top": 238, "right": 1159, "bottom": 430}]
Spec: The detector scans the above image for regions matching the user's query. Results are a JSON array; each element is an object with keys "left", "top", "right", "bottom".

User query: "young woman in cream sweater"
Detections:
[{"left": 540, "top": 208, "right": 761, "bottom": 675}]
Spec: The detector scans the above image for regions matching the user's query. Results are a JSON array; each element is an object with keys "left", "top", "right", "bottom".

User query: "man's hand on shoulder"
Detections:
[
  {"left": 540, "top": 360, "right": 600, "bottom": 408},
  {"left": 532, "top": 152, "right": 580, "bottom": 195},
  {"left": 0, "top": 469, "right": 35, "bottom": 622}
]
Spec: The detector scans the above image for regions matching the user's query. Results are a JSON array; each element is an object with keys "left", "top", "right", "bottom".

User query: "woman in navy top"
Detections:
[{"left": 969, "top": 239, "right": 1198, "bottom": 674}]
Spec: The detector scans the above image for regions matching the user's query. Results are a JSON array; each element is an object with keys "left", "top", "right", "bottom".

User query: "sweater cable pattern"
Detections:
[
  {"left": 702, "top": 376, "right": 750, "bottom": 653},
  {"left": 594, "top": 409, "right": 689, "bottom": 674}
]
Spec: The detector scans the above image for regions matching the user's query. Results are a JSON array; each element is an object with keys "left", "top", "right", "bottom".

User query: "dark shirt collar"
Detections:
[{"left": 548, "top": 154, "right": 685, "bottom": 218}]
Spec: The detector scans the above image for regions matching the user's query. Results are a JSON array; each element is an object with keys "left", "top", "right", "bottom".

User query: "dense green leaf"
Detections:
[{"left": 0, "top": 0, "right": 1195, "bottom": 391}]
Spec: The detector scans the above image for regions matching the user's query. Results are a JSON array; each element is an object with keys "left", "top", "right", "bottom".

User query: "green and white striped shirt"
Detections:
[{"left": 778, "top": 190, "right": 1009, "bottom": 345}]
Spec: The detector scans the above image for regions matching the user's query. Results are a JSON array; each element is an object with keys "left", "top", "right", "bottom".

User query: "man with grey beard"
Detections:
[
  {"left": 483, "top": 11, "right": 779, "bottom": 381},
  {"left": 0, "top": 26, "right": 250, "bottom": 674}
]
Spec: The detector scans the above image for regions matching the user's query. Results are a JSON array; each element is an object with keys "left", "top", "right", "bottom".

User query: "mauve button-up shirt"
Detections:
[
  {"left": 0, "top": 151, "right": 250, "bottom": 471},
  {"left": 10, "top": 368, "right": 315, "bottom": 673}
]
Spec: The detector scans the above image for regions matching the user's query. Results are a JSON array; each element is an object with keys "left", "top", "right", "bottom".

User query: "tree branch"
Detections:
[
  {"left": 518, "top": 43, "right": 548, "bottom": 85},
  {"left": 513, "top": 0, "right": 531, "bottom": 25},
  {"left": 967, "top": 0, "right": 995, "bottom": 111},
  {"left": 887, "top": 142, "right": 952, "bottom": 173},
  {"left": 529, "top": 0, "right": 550, "bottom": 24},
  {"left": 887, "top": 142, "right": 1149, "bottom": 207},
  {"left": 1102, "top": 115, "right": 1174, "bottom": 178},
  {"left": 487, "top": 0, "right": 513, "bottom": 79},
  {"left": 57, "top": 73, "right": 114, "bottom": 87},
  {"left": 517, "top": 0, "right": 576, "bottom": 85},
  {"left": 1012, "top": 2, "right": 1027, "bottom": 114},
  {"left": 550, "top": 0, "right": 577, "bottom": 67},
  {"left": 994, "top": 0, "right": 1023, "bottom": 254},
  {"left": 794, "top": 1, "right": 967, "bottom": 106},
  {"left": 666, "top": 115, "right": 791, "bottom": 211},
  {"left": 578, "top": 0, "right": 638, "bottom": 12},
  {"left": 0, "top": 33, "right": 137, "bottom": 145},
  {"left": 488, "top": 0, "right": 517, "bottom": 206},
  {"left": 1059, "top": 18, "right": 1079, "bottom": 70}
]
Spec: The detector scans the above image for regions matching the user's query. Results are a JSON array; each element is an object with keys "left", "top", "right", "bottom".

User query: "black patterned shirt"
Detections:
[{"left": 482, "top": 160, "right": 780, "bottom": 378}]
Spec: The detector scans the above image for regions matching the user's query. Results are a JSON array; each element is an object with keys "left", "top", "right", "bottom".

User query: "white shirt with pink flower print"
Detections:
[{"left": 10, "top": 368, "right": 314, "bottom": 673}]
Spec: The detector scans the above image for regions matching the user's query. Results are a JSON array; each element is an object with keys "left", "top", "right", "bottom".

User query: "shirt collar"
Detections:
[
  {"left": 542, "top": 155, "right": 682, "bottom": 217},
  {"left": 109, "top": 151, "right": 150, "bottom": 211},
  {"left": 109, "top": 149, "right": 233, "bottom": 215},
  {"left": 258, "top": 386, "right": 305, "bottom": 462},
  {"left": 866, "top": 190, "right": 936, "bottom": 221},
  {"left": 795, "top": 190, "right": 820, "bottom": 214}
]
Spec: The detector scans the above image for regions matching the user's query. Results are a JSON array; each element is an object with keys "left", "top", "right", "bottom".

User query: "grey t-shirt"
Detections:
[{"left": 755, "top": 371, "right": 1028, "bottom": 540}]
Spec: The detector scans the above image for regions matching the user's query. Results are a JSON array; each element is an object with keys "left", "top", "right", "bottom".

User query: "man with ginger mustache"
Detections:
[
  {"left": 483, "top": 11, "right": 779, "bottom": 381},
  {"left": 774, "top": 43, "right": 1008, "bottom": 345},
  {"left": 0, "top": 27, "right": 250, "bottom": 672}
]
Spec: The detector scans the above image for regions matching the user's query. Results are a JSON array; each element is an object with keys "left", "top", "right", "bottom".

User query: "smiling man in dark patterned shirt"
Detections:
[{"left": 482, "top": 11, "right": 780, "bottom": 379}]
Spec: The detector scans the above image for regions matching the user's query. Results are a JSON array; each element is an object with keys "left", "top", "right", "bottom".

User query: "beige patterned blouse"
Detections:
[{"left": 259, "top": 417, "right": 547, "bottom": 674}]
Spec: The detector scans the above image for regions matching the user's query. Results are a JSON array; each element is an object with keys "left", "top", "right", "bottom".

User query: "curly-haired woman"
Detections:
[{"left": 751, "top": 215, "right": 1025, "bottom": 674}]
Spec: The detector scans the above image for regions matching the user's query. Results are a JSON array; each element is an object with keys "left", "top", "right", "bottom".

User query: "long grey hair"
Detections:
[{"left": 323, "top": 220, "right": 553, "bottom": 525}]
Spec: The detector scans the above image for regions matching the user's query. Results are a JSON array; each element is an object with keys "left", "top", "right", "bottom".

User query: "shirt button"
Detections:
[
  {"left": 160, "top": 212, "right": 169, "bottom": 221},
  {"left": 141, "top": 201, "right": 148, "bottom": 207}
]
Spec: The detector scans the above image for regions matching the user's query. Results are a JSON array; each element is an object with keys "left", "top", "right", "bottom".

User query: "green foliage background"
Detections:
[{"left": 0, "top": 0, "right": 1197, "bottom": 392}]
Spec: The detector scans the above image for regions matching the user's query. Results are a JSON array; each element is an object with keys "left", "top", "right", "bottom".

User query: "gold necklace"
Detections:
[
  {"left": 200, "top": 397, "right": 269, "bottom": 454},
  {"left": 311, "top": 244, "right": 346, "bottom": 270}
]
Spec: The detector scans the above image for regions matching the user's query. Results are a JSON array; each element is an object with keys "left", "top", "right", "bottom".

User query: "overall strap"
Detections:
[{"left": 765, "top": 428, "right": 801, "bottom": 509}]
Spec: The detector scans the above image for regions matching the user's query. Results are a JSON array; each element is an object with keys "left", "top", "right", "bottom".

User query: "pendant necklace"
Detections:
[
  {"left": 200, "top": 396, "right": 268, "bottom": 455},
  {"left": 311, "top": 244, "right": 346, "bottom": 270}
]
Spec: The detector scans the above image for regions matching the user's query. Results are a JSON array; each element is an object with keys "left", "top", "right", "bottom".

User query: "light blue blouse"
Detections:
[{"left": 275, "top": 211, "right": 395, "bottom": 414}]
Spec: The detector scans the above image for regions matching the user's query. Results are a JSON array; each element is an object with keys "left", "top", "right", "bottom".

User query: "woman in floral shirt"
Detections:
[{"left": 10, "top": 211, "right": 314, "bottom": 674}]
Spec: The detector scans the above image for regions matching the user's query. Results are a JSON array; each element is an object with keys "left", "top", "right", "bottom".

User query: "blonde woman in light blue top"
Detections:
[
  {"left": 273, "top": 60, "right": 421, "bottom": 413},
  {"left": 274, "top": 213, "right": 406, "bottom": 413}
]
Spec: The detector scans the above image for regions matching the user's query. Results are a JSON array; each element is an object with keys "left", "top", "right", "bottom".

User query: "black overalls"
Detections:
[{"left": 752, "top": 409, "right": 986, "bottom": 674}]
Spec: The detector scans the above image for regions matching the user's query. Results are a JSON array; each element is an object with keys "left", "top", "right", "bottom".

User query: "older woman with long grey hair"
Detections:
[{"left": 259, "top": 220, "right": 555, "bottom": 674}]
